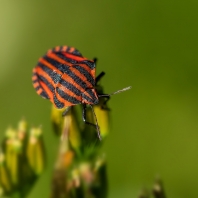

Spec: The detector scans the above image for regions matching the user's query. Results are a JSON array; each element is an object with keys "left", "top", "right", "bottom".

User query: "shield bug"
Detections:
[{"left": 32, "top": 46, "right": 131, "bottom": 140}]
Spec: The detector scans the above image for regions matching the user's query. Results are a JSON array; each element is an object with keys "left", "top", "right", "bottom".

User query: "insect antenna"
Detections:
[{"left": 98, "top": 86, "right": 131, "bottom": 98}]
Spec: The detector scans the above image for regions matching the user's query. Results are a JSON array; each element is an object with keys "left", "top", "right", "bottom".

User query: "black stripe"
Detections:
[
  {"left": 82, "top": 93, "right": 95, "bottom": 103},
  {"left": 35, "top": 86, "right": 40, "bottom": 91},
  {"left": 38, "top": 62, "right": 54, "bottom": 75},
  {"left": 51, "top": 72, "right": 61, "bottom": 84},
  {"left": 36, "top": 72, "right": 64, "bottom": 107},
  {"left": 56, "top": 87, "right": 81, "bottom": 105},
  {"left": 86, "top": 89, "right": 97, "bottom": 100},
  {"left": 66, "top": 46, "right": 71, "bottom": 52},
  {"left": 38, "top": 75, "right": 54, "bottom": 93},
  {"left": 59, "top": 46, "right": 63, "bottom": 51},
  {"left": 53, "top": 94, "right": 65, "bottom": 108},
  {"left": 60, "top": 80, "right": 81, "bottom": 96},
  {"left": 73, "top": 65, "right": 95, "bottom": 86},
  {"left": 40, "top": 91, "right": 50, "bottom": 99},
  {"left": 60, "top": 80, "right": 93, "bottom": 103},
  {"left": 33, "top": 79, "right": 38, "bottom": 83},
  {"left": 38, "top": 75, "right": 64, "bottom": 108},
  {"left": 32, "top": 73, "right": 37, "bottom": 78},
  {"left": 60, "top": 66, "right": 90, "bottom": 91},
  {"left": 55, "top": 52, "right": 77, "bottom": 64},
  {"left": 56, "top": 52, "right": 95, "bottom": 69},
  {"left": 80, "top": 60, "right": 95, "bottom": 70},
  {"left": 42, "top": 57, "right": 91, "bottom": 91},
  {"left": 33, "top": 72, "right": 49, "bottom": 99},
  {"left": 72, "top": 49, "right": 82, "bottom": 57},
  {"left": 38, "top": 62, "right": 62, "bottom": 84},
  {"left": 43, "top": 56, "right": 70, "bottom": 70}
]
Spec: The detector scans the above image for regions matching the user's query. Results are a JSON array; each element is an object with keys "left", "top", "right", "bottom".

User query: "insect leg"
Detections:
[
  {"left": 62, "top": 106, "right": 72, "bottom": 116},
  {"left": 82, "top": 104, "right": 96, "bottom": 127},
  {"left": 82, "top": 104, "right": 102, "bottom": 140},
  {"left": 93, "top": 58, "right": 97, "bottom": 64},
  {"left": 95, "top": 71, "right": 105, "bottom": 84}
]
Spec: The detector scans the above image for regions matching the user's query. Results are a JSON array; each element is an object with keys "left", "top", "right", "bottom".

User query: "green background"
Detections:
[{"left": 1, "top": 0, "right": 198, "bottom": 197}]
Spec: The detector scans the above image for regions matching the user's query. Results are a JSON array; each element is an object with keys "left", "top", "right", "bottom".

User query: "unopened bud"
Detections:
[
  {"left": 51, "top": 105, "right": 66, "bottom": 136},
  {"left": 71, "top": 168, "right": 80, "bottom": 188},
  {"left": 26, "top": 127, "right": 45, "bottom": 175},
  {"left": 94, "top": 105, "right": 110, "bottom": 139},
  {"left": 0, "top": 186, "right": 4, "bottom": 197},
  {"left": 5, "top": 127, "right": 16, "bottom": 139},
  {"left": 0, "top": 151, "right": 12, "bottom": 193},
  {"left": 9, "top": 139, "right": 22, "bottom": 186},
  {"left": 153, "top": 177, "right": 166, "bottom": 198},
  {"left": 79, "top": 163, "right": 94, "bottom": 186},
  {"left": 17, "top": 119, "right": 27, "bottom": 141},
  {"left": 66, "top": 108, "right": 81, "bottom": 152},
  {"left": 138, "top": 188, "right": 150, "bottom": 198}
]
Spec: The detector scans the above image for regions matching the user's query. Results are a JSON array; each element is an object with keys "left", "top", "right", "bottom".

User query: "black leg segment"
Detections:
[
  {"left": 82, "top": 104, "right": 101, "bottom": 140},
  {"left": 95, "top": 71, "right": 105, "bottom": 85}
]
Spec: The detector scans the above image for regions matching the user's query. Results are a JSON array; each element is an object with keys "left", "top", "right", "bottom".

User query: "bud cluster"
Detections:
[{"left": 0, "top": 119, "right": 45, "bottom": 197}]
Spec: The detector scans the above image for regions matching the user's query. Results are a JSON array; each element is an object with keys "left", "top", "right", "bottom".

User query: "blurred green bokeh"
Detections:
[{"left": 1, "top": 1, "right": 198, "bottom": 197}]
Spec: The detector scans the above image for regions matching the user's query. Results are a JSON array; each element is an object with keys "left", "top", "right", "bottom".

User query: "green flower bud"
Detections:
[
  {"left": 0, "top": 185, "right": 4, "bottom": 197},
  {"left": 10, "top": 140, "right": 21, "bottom": 186},
  {"left": 26, "top": 127, "right": 45, "bottom": 175},
  {"left": 94, "top": 106, "right": 110, "bottom": 139},
  {"left": 0, "top": 151, "right": 12, "bottom": 194},
  {"left": 17, "top": 119, "right": 27, "bottom": 141},
  {"left": 153, "top": 178, "right": 166, "bottom": 198},
  {"left": 138, "top": 189, "right": 150, "bottom": 198},
  {"left": 79, "top": 162, "right": 93, "bottom": 186},
  {"left": 51, "top": 105, "right": 66, "bottom": 136},
  {"left": 5, "top": 127, "right": 16, "bottom": 139},
  {"left": 4, "top": 138, "right": 22, "bottom": 186},
  {"left": 66, "top": 108, "right": 81, "bottom": 152},
  {"left": 71, "top": 168, "right": 80, "bottom": 188}
]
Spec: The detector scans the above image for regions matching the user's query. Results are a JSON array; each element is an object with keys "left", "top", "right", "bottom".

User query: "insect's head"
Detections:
[{"left": 82, "top": 88, "right": 99, "bottom": 105}]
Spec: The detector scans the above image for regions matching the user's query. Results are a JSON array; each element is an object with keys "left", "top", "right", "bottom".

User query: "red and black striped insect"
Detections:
[{"left": 32, "top": 46, "right": 130, "bottom": 140}]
